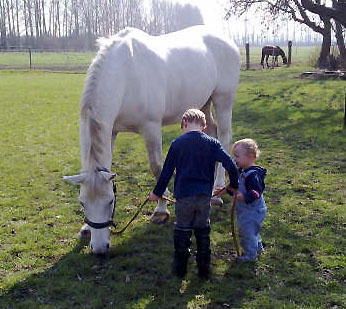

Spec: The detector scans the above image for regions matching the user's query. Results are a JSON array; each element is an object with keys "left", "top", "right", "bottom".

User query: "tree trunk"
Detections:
[
  {"left": 10, "top": 0, "right": 16, "bottom": 40},
  {"left": 15, "top": 0, "right": 19, "bottom": 45},
  {"left": 41, "top": 0, "right": 47, "bottom": 35},
  {"left": 5, "top": 0, "right": 12, "bottom": 41},
  {"left": 335, "top": 22, "right": 346, "bottom": 69},
  {"left": 0, "top": 0, "right": 7, "bottom": 48},
  {"left": 318, "top": 18, "right": 331, "bottom": 68}
]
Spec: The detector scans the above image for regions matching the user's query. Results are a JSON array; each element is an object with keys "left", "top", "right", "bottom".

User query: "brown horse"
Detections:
[{"left": 261, "top": 45, "right": 287, "bottom": 68}]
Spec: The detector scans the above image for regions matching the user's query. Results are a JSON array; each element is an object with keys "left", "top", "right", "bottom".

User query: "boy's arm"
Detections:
[
  {"left": 243, "top": 172, "right": 264, "bottom": 203},
  {"left": 215, "top": 143, "right": 238, "bottom": 189},
  {"left": 152, "top": 145, "right": 176, "bottom": 197}
]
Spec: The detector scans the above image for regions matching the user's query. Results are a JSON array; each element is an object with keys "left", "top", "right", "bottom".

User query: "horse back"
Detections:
[{"left": 85, "top": 26, "right": 240, "bottom": 130}]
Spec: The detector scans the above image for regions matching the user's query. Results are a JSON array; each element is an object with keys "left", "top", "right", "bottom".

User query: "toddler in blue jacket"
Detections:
[{"left": 215, "top": 138, "right": 267, "bottom": 262}]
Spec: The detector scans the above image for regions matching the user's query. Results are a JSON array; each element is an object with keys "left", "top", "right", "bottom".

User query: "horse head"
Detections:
[
  {"left": 64, "top": 169, "right": 116, "bottom": 254},
  {"left": 278, "top": 47, "right": 288, "bottom": 64}
]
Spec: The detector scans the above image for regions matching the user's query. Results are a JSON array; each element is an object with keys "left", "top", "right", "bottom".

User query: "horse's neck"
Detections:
[{"left": 80, "top": 116, "right": 113, "bottom": 172}]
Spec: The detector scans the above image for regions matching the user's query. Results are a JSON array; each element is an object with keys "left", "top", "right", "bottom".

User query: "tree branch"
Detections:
[{"left": 301, "top": 0, "right": 346, "bottom": 27}]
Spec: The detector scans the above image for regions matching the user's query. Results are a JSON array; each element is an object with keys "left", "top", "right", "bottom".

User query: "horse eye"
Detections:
[
  {"left": 109, "top": 199, "right": 114, "bottom": 206},
  {"left": 79, "top": 201, "right": 85, "bottom": 208}
]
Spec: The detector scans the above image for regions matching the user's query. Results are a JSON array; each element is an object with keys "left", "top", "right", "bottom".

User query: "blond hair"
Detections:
[
  {"left": 181, "top": 109, "right": 206, "bottom": 128},
  {"left": 232, "top": 138, "right": 261, "bottom": 159}
]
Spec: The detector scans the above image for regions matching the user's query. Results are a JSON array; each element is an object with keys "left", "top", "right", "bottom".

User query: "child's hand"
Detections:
[
  {"left": 235, "top": 192, "right": 245, "bottom": 201},
  {"left": 213, "top": 187, "right": 226, "bottom": 197},
  {"left": 148, "top": 192, "right": 159, "bottom": 201}
]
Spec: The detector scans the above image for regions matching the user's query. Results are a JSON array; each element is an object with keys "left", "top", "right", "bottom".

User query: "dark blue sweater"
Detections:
[
  {"left": 153, "top": 131, "right": 238, "bottom": 199},
  {"left": 240, "top": 166, "right": 267, "bottom": 204}
]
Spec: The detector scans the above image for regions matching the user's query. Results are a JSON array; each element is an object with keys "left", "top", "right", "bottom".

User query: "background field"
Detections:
[
  {"left": 0, "top": 63, "right": 345, "bottom": 308},
  {"left": 0, "top": 45, "right": 321, "bottom": 71}
]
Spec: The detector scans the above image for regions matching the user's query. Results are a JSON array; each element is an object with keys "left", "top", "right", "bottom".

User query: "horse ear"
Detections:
[
  {"left": 99, "top": 171, "right": 117, "bottom": 182},
  {"left": 63, "top": 174, "right": 88, "bottom": 185}
]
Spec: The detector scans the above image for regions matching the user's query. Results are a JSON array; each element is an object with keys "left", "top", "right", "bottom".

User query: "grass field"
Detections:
[
  {"left": 0, "top": 65, "right": 345, "bottom": 308},
  {"left": 0, "top": 51, "right": 95, "bottom": 70}
]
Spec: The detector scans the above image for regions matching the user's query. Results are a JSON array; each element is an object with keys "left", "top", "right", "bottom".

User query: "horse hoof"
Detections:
[
  {"left": 78, "top": 228, "right": 91, "bottom": 239},
  {"left": 150, "top": 212, "right": 169, "bottom": 224},
  {"left": 211, "top": 196, "right": 223, "bottom": 206}
]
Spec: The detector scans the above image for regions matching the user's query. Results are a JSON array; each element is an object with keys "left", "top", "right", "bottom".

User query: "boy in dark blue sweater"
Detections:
[{"left": 149, "top": 109, "right": 238, "bottom": 279}]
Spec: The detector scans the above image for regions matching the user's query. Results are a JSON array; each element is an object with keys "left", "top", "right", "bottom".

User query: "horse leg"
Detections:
[
  {"left": 265, "top": 55, "right": 270, "bottom": 68},
  {"left": 260, "top": 53, "right": 265, "bottom": 68},
  {"left": 141, "top": 122, "right": 170, "bottom": 224},
  {"left": 111, "top": 131, "right": 118, "bottom": 155},
  {"left": 211, "top": 92, "right": 235, "bottom": 205},
  {"left": 201, "top": 98, "right": 217, "bottom": 138}
]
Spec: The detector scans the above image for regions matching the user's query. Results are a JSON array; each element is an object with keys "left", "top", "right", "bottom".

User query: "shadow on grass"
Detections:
[
  {"left": 0, "top": 214, "right": 248, "bottom": 308},
  {"left": 0, "top": 203, "right": 260, "bottom": 309},
  {"left": 2, "top": 202, "right": 344, "bottom": 308}
]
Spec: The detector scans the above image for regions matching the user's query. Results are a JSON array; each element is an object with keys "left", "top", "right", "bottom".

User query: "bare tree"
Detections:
[
  {"left": 301, "top": 0, "right": 346, "bottom": 28},
  {"left": 225, "top": 0, "right": 345, "bottom": 68},
  {"left": 0, "top": 0, "right": 208, "bottom": 50}
]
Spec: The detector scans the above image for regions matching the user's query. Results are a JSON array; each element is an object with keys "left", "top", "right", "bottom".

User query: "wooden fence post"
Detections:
[
  {"left": 29, "top": 48, "right": 32, "bottom": 69},
  {"left": 344, "top": 86, "right": 346, "bottom": 127},
  {"left": 288, "top": 41, "right": 292, "bottom": 66},
  {"left": 246, "top": 43, "right": 250, "bottom": 70}
]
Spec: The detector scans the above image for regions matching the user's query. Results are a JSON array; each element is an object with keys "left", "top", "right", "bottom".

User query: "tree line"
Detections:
[
  {"left": 0, "top": 0, "right": 203, "bottom": 50},
  {"left": 226, "top": 0, "right": 346, "bottom": 69}
]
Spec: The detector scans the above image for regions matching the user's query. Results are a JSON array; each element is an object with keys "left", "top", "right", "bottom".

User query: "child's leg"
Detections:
[
  {"left": 194, "top": 226, "right": 211, "bottom": 279},
  {"left": 238, "top": 221, "right": 258, "bottom": 261},
  {"left": 193, "top": 195, "right": 211, "bottom": 279},
  {"left": 257, "top": 234, "right": 264, "bottom": 253},
  {"left": 173, "top": 228, "right": 192, "bottom": 277},
  {"left": 237, "top": 208, "right": 266, "bottom": 261},
  {"left": 174, "top": 197, "right": 194, "bottom": 277},
  {"left": 255, "top": 208, "right": 267, "bottom": 254}
]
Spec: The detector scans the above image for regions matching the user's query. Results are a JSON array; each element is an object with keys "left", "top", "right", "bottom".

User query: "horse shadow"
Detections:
[
  {"left": 0, "top": 202, "right": 252, "bottom": 308},
  {"left": 0, "top": 218, "right": 174, "bottom": 307}
]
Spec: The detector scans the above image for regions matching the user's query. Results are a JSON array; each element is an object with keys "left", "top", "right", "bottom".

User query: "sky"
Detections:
[{"left": 154, "top": 0, "right": 323, "bottom": 44}]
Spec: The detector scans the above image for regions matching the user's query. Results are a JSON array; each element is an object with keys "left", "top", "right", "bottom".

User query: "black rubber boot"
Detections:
[
  {"left": 173, "top": 228, "right": 192, "bottom": 278},
  {"left": 195, "top": 226, "right": 211, "bottom": 280}
]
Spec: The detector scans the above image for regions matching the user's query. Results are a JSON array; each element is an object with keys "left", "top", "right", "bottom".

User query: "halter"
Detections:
[{"left": 83, "top": 167, "right": 117, "bottom": 230}]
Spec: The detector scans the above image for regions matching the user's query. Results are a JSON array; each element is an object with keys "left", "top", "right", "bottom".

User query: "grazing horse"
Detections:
[
  {"left": 261, "top": 45, "right": 287, "bottom": 68},
  {"left": 64, "top": 25, "right": 240, "bottom": 254}
]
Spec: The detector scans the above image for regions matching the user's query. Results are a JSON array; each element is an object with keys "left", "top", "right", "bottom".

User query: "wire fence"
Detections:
[
  {"left": 0, "top": 47, "right": 95, "bottom": 71},
  {"left": 0, "top": 45, "right": 320, "bottom": 71}
]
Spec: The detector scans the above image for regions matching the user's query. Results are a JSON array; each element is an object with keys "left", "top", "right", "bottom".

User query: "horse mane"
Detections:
[
  {"left": 80, "top": 29, "right": 137, "bottom": 172},
  {"left": 81, "top": 28, "right": 137, "bottom": 117},
  {"left": 276, "top": 46, "right": 285, "bottom": 55}
]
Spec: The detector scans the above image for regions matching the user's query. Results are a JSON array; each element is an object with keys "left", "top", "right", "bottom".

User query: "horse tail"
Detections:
[{"left": 201, "top": 98, "right": 217, "bottom": 138}]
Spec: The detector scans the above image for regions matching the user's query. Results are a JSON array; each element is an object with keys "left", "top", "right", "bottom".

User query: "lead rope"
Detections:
[
  {"left": 111, "top": 195, "right": 175, "bottom": 236},
  {"left": 230, "top": 190, "right": 240, "bottom": 256},
  {"left": 213, "top": 187, "right": 240, "bottom": 257}
]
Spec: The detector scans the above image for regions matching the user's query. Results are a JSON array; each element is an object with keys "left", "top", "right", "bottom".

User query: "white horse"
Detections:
[{"left": 64, "top": 25, "right": 240, "bottom": 254}]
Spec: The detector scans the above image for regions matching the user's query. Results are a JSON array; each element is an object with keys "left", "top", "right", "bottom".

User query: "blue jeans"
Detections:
[{"left": 236, "top": 204, "right": 267, "bottom": 260}]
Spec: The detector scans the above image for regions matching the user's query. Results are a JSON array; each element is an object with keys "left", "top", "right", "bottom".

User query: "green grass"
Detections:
[
  {"left": 0, "top": 51, "right": 95, "bottom": 70},
  {"left": 0, "top": 66, "right": 345, "bottom": 308}
]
